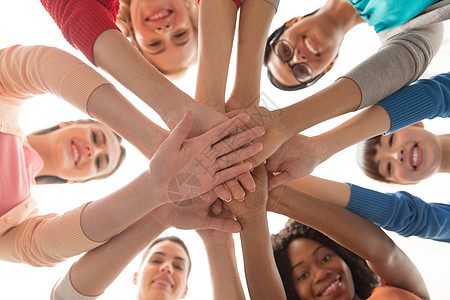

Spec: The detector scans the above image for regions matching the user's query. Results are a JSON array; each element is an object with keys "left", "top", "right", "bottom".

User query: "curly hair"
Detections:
[{"left": 272, "top": 219, "right": 380, "bottom": 299}]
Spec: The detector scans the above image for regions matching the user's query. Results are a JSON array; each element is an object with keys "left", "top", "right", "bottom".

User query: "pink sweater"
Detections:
[{"left": 0, "top": 45, "right": 111, "bottom": 267}]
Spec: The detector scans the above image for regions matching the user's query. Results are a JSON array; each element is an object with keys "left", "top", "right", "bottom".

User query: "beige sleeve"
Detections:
[
  {"left": 0, "top": 203, "right": 107, "bottom": 267},
  {"left": 51, "top": 269, "right": 101, "bottom": 300},
  {"left": 0, "top": 45, "right": 111, "bottom": 114}
]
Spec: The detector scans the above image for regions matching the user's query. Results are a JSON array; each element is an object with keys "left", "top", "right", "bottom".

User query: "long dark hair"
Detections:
[{"left": 272, "top": 219, "right": 380, "bottom": 299}]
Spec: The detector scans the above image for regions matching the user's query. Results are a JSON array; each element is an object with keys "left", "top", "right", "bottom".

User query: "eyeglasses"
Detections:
[
  {"left": 264, "top": 23, "right": 324, "bottom": 91},
  {"left": 271, "top": 38, "right": 314, "bottom": 83}
]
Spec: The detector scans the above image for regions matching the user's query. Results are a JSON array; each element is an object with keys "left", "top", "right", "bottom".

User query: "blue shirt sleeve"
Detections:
[
  {"left": 346, "top": 184, "right": 450, "bottom": 243},
  {"left": 377, "top": 72, "right": 450, "bottom": 134}
]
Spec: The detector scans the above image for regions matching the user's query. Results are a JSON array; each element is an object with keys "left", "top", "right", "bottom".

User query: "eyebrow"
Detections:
[
  {"left": 290, "top": 246, "right": 323, "bottom": 270},
  {"left": 146, "top": 39, "right": 191, "bottom": 56}
]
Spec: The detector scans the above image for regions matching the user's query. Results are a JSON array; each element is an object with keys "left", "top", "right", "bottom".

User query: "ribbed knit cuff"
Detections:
[
  {"left": 59, "top": 65, "right": 111, "bottom": 116},
  {"left": 51, "top": 270, "right": 101, "bottom": 300},
  {"left": 378, "top": 84, "right": 438, "bottom": 134},
  {"left": 346, "top": 184, "right": 393, "bottom": 227},
  {"left": 57, "top": 202, "right": 108, "bottom": 258}
]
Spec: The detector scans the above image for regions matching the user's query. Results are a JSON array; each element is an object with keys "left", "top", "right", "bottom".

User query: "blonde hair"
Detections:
[{"left": 117, "top": 0, "right": 198, "bottom": 75}]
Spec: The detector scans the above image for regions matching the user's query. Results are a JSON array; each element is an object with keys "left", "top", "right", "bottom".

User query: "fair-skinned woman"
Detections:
[
  {"left": 0, "top": 44, "right": 264, "bottom": 266},
  {"left": 358, "top": 123, "right": 450, "bottom": 184},
  {"left": 42, "top": 0, "right": 259, "bottom": 202},
  {"left": 119, "top": 0, "right": 198, "bottom": 74}
]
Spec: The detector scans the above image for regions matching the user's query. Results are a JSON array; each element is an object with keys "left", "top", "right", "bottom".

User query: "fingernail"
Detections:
[{"left": 224, "top": 197, "right": 232, "bottom": 203}]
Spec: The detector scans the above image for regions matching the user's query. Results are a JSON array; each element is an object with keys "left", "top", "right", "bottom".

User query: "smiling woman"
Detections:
[
  {"left": 117, "top": 0, "right": 199, "bottom": 74},
  {"left": 358, "top": 123, "right": 450, "bottom": 184}
]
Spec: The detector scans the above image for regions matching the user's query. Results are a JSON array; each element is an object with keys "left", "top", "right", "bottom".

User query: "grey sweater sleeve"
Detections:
[{"left": 343, "top": 22, "right": 443, "bottom": 110}]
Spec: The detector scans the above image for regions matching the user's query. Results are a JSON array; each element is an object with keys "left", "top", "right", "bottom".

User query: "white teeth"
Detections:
[
  {"left": 72, "top": 144, "right": 79, "bottom": 164},
  {"left": 321, "top": 280, "right": 340, "bottom": 296},
  {"left": 149, "top": 11, "right": 170, "bottom": 21},
  {"left": 305, "top": 38, "right": 318, "bottom": 55},
  {"left": 152, "top": 280, "right": 173, "bottom": 288},
  {"left": 412, "top": 146, "right": 418, "bottom": 167}
]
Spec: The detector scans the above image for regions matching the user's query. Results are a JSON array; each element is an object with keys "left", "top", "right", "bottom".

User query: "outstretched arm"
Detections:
[
  {"left": 52, "top": 202, "right": 240, "bottom": 299},
  {"left": 225, "top": 0, "right": 276, "bottom": 111},
  {"left": 226, "top": 166, "right": 286, "bottom": 300},
  {"left": 268, "top": 184, "right": 430, "bottom": 299}
]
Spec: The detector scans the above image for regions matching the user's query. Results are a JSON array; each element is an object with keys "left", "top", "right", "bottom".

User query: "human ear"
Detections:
[
  {"left": 58, "top": 121, "right": 75, "bottom": 128},
  {"left": 324, "top": 56, "right": 338, "bottom": 73},
  {"left": 181, "top": 285, "right": 189, "bottom": 298},
  {"left": 412, "top": 122, "right": 425, "bottom": 128},
  {"left": 285, "top": 16, "right": 302, "bottom": 27}
]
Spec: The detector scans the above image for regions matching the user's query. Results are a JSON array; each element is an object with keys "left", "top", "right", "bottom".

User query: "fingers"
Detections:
[
  {"left": 213, "top": 162, "right": 253, "bottom": 189},
  {"left": 163, "top": 110, "right": 194, "bottom": 149},
  {"left": 236, "top": 171, "right": 256, "bottom": 193},
  {"left": 211, "top": 198, "right": 223, "bottom": 216},
  {"left": 200, "top": 216, "right": 241, "bottom": 233},
  {"left": 267, "top": 172, "right": 291, "bottom": 191},
  {"left": 212, "top": 126, "right": 265, "bottom": 157},
  {"left": 213, "top": 184, "right": 233, "bottom": 202},
  {"left": 200, "top": 190, "right": 216, "bottom": 203},
  {"left": 224, "top": 179, "right": 245, "bottom": 201},
  {"left": 201, "top": 114, "right": 251, "bottom": 145},
  {"left": 213, "top": 143, "right": 263, "bottom": 171}
]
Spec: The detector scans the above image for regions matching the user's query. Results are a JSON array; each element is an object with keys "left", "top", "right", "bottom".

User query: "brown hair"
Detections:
[
  {"left": 116, "top": 0, "right": 198, "bottom": 75},
  {"left": 140, "top": 236, "right": 192, "bottom": 275},
  {"left": 355, "top": 135, "right": 393, "bottom": 183},
  {"left": 31, "top": 119, "right": 126, "bottom": 184},
  {"left": 272, "top": 219, "right": 380, "bottom": 300}
]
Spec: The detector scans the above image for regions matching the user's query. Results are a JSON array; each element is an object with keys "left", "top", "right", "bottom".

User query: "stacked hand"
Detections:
[
  {"left": 266, "top": 134, "right": 325, "bottom": 190},
  {"left": 150, "top": 111, "right": 265, "bottom": 204}
]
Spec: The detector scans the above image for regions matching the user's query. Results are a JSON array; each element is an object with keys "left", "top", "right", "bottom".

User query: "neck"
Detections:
[
  {"left": 320, "top": 0, "right": 365, "bottom": 34},
  {"left": 438, "top": 135, "right": 450, "bottom": 173},
  {"left": 26, "top": 134, "right": 55, "bottom": 177}
]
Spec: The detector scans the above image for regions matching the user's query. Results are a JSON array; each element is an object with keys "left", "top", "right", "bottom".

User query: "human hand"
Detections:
[
  {"left": 225, "top": 93, "right": 259, "bottom": 112},
  {"left": 226, "top": 106, "right": 287, "bottom": 168},
  {"left": 196, "top": 207, "right": 236, "bottom": 245},
  {"left": 150, "top": 199, "right": 241, "bottom": 233},
  {"left": 150, "top": 111, "right": 265, "bottom": 204},
  {"left": 266, "top": 134, "right": 325, "bottom": 190},
  {"left": 225, "top": 165, "right": 268, "bottom": 225}
]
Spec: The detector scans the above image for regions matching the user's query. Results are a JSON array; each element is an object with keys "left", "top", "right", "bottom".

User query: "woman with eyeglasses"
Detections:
[{"left": 226, "top": 0, "right": 448, "bottom": 173}]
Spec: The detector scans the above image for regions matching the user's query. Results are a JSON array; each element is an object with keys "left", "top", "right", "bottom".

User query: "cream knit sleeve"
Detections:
[
  {"left": 51, "top": 269, "right": 101, "bottom": 300},
  {"left": 0, "top": 45, "right": 111, "bottom": 115}
]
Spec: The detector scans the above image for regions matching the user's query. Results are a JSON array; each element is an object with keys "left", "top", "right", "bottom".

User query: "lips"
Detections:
[
  {"left": 151, "top": 276, "right": 174, "bottom": 288},
  {"left": 304, "top": 36, "right": 320, "bottom": 56},
  {"left": 145, "top": 9, "right": 173, "bottom": 22},
  {"left": 71, "top": 141, "right": 81, "bottom": 166},
  {"left": 318, "top": 275, "right": 342, "bottom": 297},
  {"left": 409, "top": 143, "right": 422, "bottom": 170}
]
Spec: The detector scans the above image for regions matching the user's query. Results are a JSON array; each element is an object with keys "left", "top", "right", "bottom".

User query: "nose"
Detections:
[
  {"left": 155, "top": 24, "right": 172, "bottom": 35},
  {"left": 160, "top": 262, "right": 173, "bottom": 274},
  {"left": 86, "top": 144, "right": 101, "bottom": 159},
  {"left": 292, "top": 48, "right": 308, "bottom": 63},
  {"left": 313, "top": 267, "right": 331, "bottom": 284},
  {"left": 385, "top": 148, "right": 404, "bottom": 163}
]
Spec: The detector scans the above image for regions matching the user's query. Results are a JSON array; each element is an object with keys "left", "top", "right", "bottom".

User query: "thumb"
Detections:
[{"left": 164, "top": 110, "right": 194, "bottom": 150}]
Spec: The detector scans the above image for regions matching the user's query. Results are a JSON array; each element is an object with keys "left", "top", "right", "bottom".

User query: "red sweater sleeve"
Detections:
[{"left": 40, "top": 0, "right": 121, "bottom": 64}]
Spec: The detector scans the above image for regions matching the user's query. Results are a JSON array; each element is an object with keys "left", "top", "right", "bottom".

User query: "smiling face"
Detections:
[
  {"left": 135, "top": 240, "right": 189, "bottom": 300},
  {"left": 373, "top": 126, "right": 441, "bottom": 184},
  {"left": 266, "top": 15, "right": 340, "bottom": 87},
  {"left": 46, "top": 122, "right": 122, "bottom": 182},
  {"left": 129, "top": 0, "right": 197, "bottom": 73},
  {"left": 287, "top": 238, "right": 357, "bottom": 300}
]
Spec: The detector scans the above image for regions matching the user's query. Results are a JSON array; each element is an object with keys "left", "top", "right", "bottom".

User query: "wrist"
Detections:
[
  {"left": 146, "top": 212, "right": 170, "bottom": 232},
  {"left": 237, "top": 210, "right": 267, "bottom": 227},
  {"left": 267, "top": 185, "right": 287, "bottom": 214}
]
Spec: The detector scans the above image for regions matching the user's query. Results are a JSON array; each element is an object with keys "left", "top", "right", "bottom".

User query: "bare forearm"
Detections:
[
  {"left": 316, "top": 104, "right": 391, "bottom": 162},
  {"left": 71, "top": 214, "right": 167, "bottom": 296},
  {"left": 240, "top": 213, "right": 286, "bottom": 300},
  {"left": 202, "top": 236, "right": 245, "bottom": 300},
  {"left": 80, "top": 171, "right": 161, "bottom": 242},
  {"left": 195, "top": 0, "right": 238, "bottom": 113},
  {"left": 92, "top": 29, "right": 201, "bottom": 129},
  {"left": 87, "top": 84, "right": 168, "bottom": 159},
  {"left": 286, "top": 176, "right": 351, "bottom": 208},
  {"left": 229, "top": 0, "right": 276, "bottom": 108},
  {"left": 280, "top": 78, "right": 362, "bottom": 137}
]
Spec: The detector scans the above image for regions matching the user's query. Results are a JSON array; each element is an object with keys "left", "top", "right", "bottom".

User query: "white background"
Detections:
[{"left": 1, "top": 1, "right": 449, "bottom": 299}]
